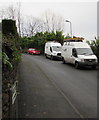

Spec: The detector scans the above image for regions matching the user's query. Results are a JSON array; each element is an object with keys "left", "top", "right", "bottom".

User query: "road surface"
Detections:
[{"left": 18, "top": 54, "right": 97, "bottom": 118}]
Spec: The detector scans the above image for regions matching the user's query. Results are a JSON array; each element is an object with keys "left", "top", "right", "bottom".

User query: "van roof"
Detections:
[
  {"left": 46, "top": 41, "right": 61, "bottom": 46},
  {"left": 64, "top": 42, "right": 90, "bottom": 48}
]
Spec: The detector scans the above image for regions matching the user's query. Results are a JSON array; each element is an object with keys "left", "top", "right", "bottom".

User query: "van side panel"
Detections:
[
  {"left": 45, "top": 43, "right": 51, "bottom": 57},
  {"left": 62, "top": 46, "right": 72, "bottom": 63}
]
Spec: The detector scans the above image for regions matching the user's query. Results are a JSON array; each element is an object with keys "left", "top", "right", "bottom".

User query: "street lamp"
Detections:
[{"left": 66, "top": 20, "right": 72, "bottom": 38}]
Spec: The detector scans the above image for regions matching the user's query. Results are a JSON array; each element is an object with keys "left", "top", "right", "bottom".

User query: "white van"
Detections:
[
  {"left": 44, "top": 41, "right": 62, "bottom": 59},
  {"left": 61, "top": 42, "right": 98, "bottom": 69}
]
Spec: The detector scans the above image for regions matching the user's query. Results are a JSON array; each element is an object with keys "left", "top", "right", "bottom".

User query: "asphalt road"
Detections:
[{"left": 18, "top": 54, "right": 97, "bottom": 118}]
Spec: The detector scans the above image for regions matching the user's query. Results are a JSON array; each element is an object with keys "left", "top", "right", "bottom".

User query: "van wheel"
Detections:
[
  {"left": 45, "top": 54, "right": 47, "bottom": 58},
  {"left": 51, "top": 55, "right": 54, "bottom": 60},
  {"left": 92, "top": 66, "right": 96, "bottom": 69},
  {"left": 75, "top": 62, "right": 79, "bottom": 69},
  {"left": 63, "top": 58, "right": 66, "bottom": 64}
]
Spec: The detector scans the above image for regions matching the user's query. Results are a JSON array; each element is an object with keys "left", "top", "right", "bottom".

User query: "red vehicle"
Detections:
[{"left": 27, "top": 48, "right": 41, "bottom": 55}]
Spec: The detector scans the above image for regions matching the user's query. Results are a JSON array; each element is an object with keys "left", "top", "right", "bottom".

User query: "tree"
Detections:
[
  {"left": 7, "top": 4, "right": 16, "bottom": 20},
  {"left": 88, "top": 38, "right": 99, "bottom": 60},
  {"left": 23, "top": 16, "right": 45, "bottom": 37},
  {"left": 55, "top": 31, "right": 64, "bottom": 44},
  {"left": 65, "top": 33, "right": 71, "bottom": 39},
  {"left": 0, "top": 5, "right": 16, "bottom": 21},
  {"left": 43, "top": 10, "right": 65, "bottom": 33}
]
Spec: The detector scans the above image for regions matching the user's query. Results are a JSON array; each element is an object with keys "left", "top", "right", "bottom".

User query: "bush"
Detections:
[
  {"left": 2, "top": 52, "right": 13, "bottom": 70},
  {"left": 89, "top": 39, "right": 99, "bottom": 61},
  {"left": 2, "top": 19, "right": 21, "bottom": 118},
  {"left": 20, "top": 31, "right": 64, "bottom": 53}
]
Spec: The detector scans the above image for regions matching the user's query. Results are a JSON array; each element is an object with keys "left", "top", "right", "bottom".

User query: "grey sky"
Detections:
[{"left": 0, "top": 0, "right": 98, "bottom": 40}]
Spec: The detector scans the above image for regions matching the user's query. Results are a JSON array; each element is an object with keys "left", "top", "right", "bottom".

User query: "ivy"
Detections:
[{"left": 2, "top": 52, "right": 13, "bottom": 69}]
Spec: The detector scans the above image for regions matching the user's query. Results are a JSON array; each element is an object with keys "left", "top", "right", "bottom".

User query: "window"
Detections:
[
  {"left": 50, "top": 47, "right": 52, "bottom": 52},
  {"left": 52, "top": 46, "right": 61, "bottom": 51},
  {"left": 72, "top": 48, "right": 77, "bottom": 57},
  {"left": 76, "top": 48, "right": 93, "bottom": 55}
]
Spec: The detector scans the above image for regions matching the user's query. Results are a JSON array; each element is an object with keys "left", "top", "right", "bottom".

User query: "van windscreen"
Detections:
[
  {"left": 52, "top": 46, "right": 61, "bottom": 51},
  {"left": 76, "top": 48, "right": 93, "bottom": 55}
]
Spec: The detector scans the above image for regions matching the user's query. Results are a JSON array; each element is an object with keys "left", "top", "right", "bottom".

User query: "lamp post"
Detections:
[{"left": 66, "top": 20, "right": 72, "bottom": 38}]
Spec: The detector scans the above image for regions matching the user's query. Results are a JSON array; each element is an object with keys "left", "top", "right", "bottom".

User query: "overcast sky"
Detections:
[{"left": 0, "top": 0, "right": 98, "bottom": 40}]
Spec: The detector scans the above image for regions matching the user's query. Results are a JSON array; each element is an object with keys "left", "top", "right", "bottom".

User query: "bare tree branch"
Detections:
[{"left": 43, "top": 10, "right": 65, "bottom": 33}]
